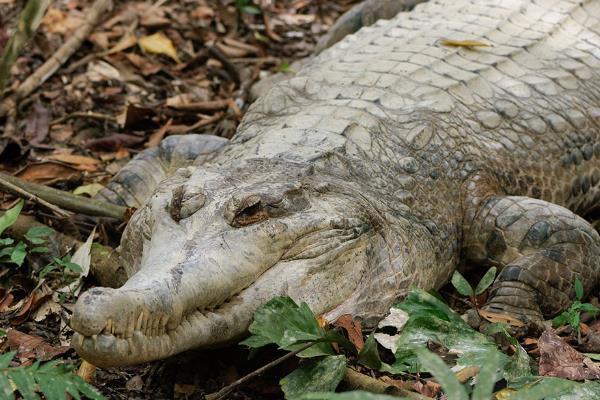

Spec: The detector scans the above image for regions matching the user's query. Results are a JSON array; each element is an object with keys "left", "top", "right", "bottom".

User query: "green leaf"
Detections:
[
  {"left": 580, "top": 303, "right": 599, "bottom": 316},
  {"left": 357, "top": 334, "right": 381, "bottom": 370},
  {"left": 575, "top": 277, "right": 584, "bottom": 301},
  {"left": 0, "top": 328, "right": 6, "bottom": 337},
  {"left": 30, "top": 246, "right": 49, "bottom": 254},
  {"left": 0, "top": 371, "right": 15, "bottom": 400},
  {"left": 552, "top": 312, "right": 569, "bottom": 328},
  {"left": 471, "top": 350, "right": 503, "bottom": 400},
  {"left": 0, "top": 351, "right": 15, "bottom": 368},
  {"left": 389, "top": 289, "right": 508, "bottom": 374},
  {"left": 474, "top": 267, "right": 497, "bottom": 295},
  {"left": 300, "top": 392, "right": 402, "bottom": 400},
  {"left": 451, "top": 270, "right": 474, "bottom": 297},
  {"left": 280, "top": 355, "right": 346, "bottom": 400},
  {"left": 10, "top": 241, "right": 27, "bottom": 266},
  {"left": 505, "top": 377, "right": 578, "bottom": 399},
  {"left": 413, "top": 346, "right": 469, "bottom": 400},
  {"left": 8, "top": 368, "right": 38, "bottom": 400},
  {"left": 24, "top": 226, "right": 52, "bottom": 244},
  {"left": 39, "top": 263, "right": 59, "bottom": 279},
  {"left": 0, "top": 237, "right": 14, "bottom": 246},
  {"left": 241, "top": 5, "right": 260, "bottom": 14},
  {"left": 0, "top": 199, "right": 23, "bottom": 236},
  {"left": 584, "top": 353, "right": 600, "bottom": 361},
  {"left": 241, "top": 297, "right": 334, "bottom": 357}
]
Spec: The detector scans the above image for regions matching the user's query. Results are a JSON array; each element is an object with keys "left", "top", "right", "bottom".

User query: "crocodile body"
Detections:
[{"left": 72, "top": 0, "right": 600, "bottom": 366}]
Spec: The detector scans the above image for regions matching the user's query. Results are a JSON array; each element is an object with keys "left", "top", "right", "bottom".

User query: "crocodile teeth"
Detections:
[
  {"left": 136, "top": 312, "right": 144, "bottom": 332},
  {"left": 92, "top": 334, "right": 98, "bottom": 348},
  {"left": 104, "top": 319, "right": 112, "bottom": 334}
]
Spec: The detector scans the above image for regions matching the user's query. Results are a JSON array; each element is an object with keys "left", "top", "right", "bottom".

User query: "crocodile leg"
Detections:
[
  {"left": 95, "top": 134, "right": 227, "bottom": 208},
  {"left": 463, "top": 195, "right": 600, "bottom": 325}
]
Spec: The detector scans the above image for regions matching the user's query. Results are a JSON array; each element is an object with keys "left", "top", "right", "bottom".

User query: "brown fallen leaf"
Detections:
[
  {"left": 124, "top": 52, "right": 162, "bottom": 76},
  {"left": 333, "top": 314, "right": 364, "bottom": 351},
  {"left": 15, "top": 162, "right": 81, "bottom": 184},
  {"left": 7, "top": 329, "right": 70, "bottom": 362},
  {"left": 0, "top": 292, "right": 14, "bottom": 312},
  {"left": 412, "top": 379, "right": 441, "bottom": 398},
  {"left": 439, "top": 38, "right": 491, "bottom": 49},
  {"left": 85, "top": 133, "right": 145, "bottom": 152},
  {"left": 478, "top": 309, "right": 525, "bottom": 327},
  {"left": 46, "top": 153, "right": 101, "bottom": 166},
  {"left": 539, "top": 329, "right": 600, "bottom": 380}
]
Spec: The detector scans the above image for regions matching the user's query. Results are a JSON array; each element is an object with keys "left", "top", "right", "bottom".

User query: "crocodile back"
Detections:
[{"left": 221, "top": 0, "right": 600, "bottom": 220}]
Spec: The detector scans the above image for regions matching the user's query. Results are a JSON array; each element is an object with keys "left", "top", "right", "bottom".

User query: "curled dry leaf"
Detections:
[
  {"left": 333, "top": 314, "right": 364, "bottom": 351},
  {"left": 539, "top": 329, "right": 600, "bottom": 380},
  {"left": 7, "top": 329, "right": 70, "bottom": 362},
  {"left": 15, "top": 162, "right": 82, "bottom": 184}
]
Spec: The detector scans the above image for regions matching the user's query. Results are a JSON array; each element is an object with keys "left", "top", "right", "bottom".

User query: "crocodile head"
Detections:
[{"left": 71, "top": 159, "right": 400, "bottom": 366}]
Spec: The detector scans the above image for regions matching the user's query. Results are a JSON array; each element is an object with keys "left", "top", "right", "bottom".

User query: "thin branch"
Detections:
[
  {"left": 0, "top": 172, "right": 127, "bottom": 220},
  {"left": 0, "top": 173, "right": 71, "bottom": 218},
  {"left": 205, "top": 342, "right": 316, "bottom": 400},
  {"left": 50, "top": 111, "right": 117, "bottom": 126},
  {"left": 0, "top": 0, "right": 114, "bottom": 118},
  {"left": 343, "top": 368, "right": 429, "bottom": 400}
]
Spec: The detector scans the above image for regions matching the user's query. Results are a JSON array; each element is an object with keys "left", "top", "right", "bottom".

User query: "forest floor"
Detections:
[{"left": 2, "top": 1, "right": 600, "bottom": 399}]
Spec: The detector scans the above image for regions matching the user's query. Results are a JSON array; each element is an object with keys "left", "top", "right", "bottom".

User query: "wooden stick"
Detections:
[
  {"left": 343, "top": 368, "right": 429, "bottom": 400},
  {"left": 0, "top": 172, "right": 127, "bottom": 220},
  {"left": 0, "top": 0, "right": 113, "bottom": 118},
  {"left": 0, "top": 173, "right": 71, "bottom": 218},
  {"left": 205, "top": 342, "right": 316, "bottom": 400}
]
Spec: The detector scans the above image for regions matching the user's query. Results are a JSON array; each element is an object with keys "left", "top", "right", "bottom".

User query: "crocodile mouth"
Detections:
[
  {"left": 72, "top": 291, "right": 251, "bottom": 367},
  {"left": 71, "top": 222, "right": 371, "bottom": 367}
]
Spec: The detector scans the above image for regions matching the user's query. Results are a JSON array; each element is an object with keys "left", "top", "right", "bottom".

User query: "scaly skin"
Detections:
[{"left": 72, "top": 0, "right": 600, "bottom": 366}]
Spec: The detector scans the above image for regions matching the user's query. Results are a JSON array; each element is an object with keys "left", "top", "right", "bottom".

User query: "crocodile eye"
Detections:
[{"left": 224, "top": 194, "right": 270, "bottom": 227}]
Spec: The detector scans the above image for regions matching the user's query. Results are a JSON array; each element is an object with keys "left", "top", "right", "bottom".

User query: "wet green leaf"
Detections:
[
  {"left": 390, "top": 289, "right": 507, "bottom": 373},
  {"left": 474, "top": 267, "right": 497, "bottom": 295},
  {"left": 241, "top": 297, "right": 334, "bottom": 357},
  {"left": 451, "top": 270, "right": 474, "bottom": 297},
  {"left": 0, "top": 200, "right": 23, "bottom": 236},
  {"left": 280, "top": 355, "right": 346, "bottom": 400},
  {"left": 10, "top": 241, "right": 27, "bottom": 266},
  {"left": 357, "top": 334, "right": 381, "bottom": 370},
  {"left": 24, "top": 226, "right": 52, "bottom": 244}
]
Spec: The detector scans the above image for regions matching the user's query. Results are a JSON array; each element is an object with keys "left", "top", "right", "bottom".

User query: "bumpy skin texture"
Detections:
[{"left": 72, "top": 0, "right": 600, "bottom": 366}]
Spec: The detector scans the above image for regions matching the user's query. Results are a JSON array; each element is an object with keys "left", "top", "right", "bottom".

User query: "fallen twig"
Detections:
[
  {"left": 0, "top": 172, "right": 127, "bottom": 220},
  {"left": 0, "top": 0, "right": 114, "bottom": 118},
  {"left": 167, "top": 112, "right": 224, "bottom": 135},
  {"left": 50, "top": 111, "right": 117, "bottom": 126},
  {"left": 343, "top": 368, "right": 429, "bottom": 400},
  {"left": 205, "top": 341, "right": 316, "bottom": 400},
  {"left": 0, "top": 173, "right": 71, "bottom": 218}
]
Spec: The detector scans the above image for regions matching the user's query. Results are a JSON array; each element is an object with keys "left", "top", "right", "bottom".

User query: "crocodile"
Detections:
[{"left": 71, "top": 0, "right": 600, "bottom": 366}]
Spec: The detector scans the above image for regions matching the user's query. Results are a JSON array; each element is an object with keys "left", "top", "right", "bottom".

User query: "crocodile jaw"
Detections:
[{"left": 71, "top": 229, "right": 371, "bottom": 367}]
